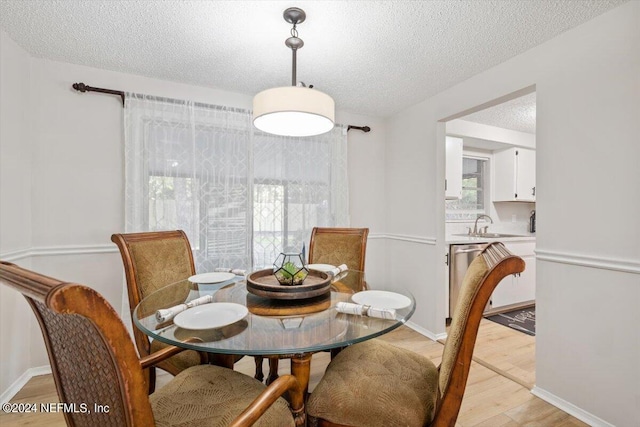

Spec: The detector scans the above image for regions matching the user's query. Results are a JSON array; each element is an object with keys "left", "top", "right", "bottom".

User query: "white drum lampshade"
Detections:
[
  {"left": 253, "top": 7, "right": 335, "bottom": 138},
  {"left": 253, "top": 86, "right": 335, "bottom": 137}
]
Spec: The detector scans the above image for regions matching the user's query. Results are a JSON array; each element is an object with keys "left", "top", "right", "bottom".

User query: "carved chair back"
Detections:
[
  {"left": 433, "top": 242, "right": 525, "bottom": 425},
  {"left": 111, "top": 230, "right": 195, "bottom": 359},
  {"left": 0, "top": 261, "right": 155, "bottom": 427}
]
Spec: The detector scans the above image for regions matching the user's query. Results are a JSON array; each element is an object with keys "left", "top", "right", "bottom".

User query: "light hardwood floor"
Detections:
[
  {"left": 472, "top": 318, "right": 536, "bottom": 390},
  {"left": 0, "top": 321, "right": 586, "bottom": 427}
]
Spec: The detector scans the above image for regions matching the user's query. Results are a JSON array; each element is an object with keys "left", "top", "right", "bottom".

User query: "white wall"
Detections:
[
  {"left": 0, "top": 30, "right": 36, "bottom": 401},
  {"left": 339, "top": 111, "right": 387, "bottom": 286},
  {"left": 386, "top": 2, "right": 639, "bottom": 426},
  {"left": 0, "top": 33, "right": 32, "bottom": 253},
  {"left": 0, "top": 43, "right": 387, "bottom": 395},
  {"left": 531, "top": 4, "right": 639, "bottom": 424}
]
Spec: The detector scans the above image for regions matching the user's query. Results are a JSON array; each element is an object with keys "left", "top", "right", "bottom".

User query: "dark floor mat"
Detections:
[{"left": 486, "top": 306, "right": 535, "bottom": 336}]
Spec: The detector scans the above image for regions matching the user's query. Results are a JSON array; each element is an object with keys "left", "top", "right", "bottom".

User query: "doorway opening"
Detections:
[{"left": 443, "top": 87, "right": 537, "bottom": 389}]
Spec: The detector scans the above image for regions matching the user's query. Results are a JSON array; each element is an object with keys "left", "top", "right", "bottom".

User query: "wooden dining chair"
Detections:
[
  {"left": 308, "top": 227, "right": 369, "bottom": 272},
  {"left": 111, "top": 230, "right": 209, "bottom": 392},
  {"left": 307, "top": 227, "right": 371, "bottom": 361},
  {"left": 306, "top": 242, "right": 525, "bottom": 427},
  {"left": 111, "top": 230, "right": 276, "bottom": 389},
  {"left": 0, "top": 261, "right": 304, "bottom": 427}
]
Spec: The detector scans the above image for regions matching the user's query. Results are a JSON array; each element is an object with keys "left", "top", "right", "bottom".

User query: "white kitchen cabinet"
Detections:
[
  {"left": 493, "top": 147, "right": 536, "bottom": 202},
  {"left": 490, "top": 241, "right": 536, "bottom": 310},
  {"left": 445, "top": 136, "right": 463, "bottom": 200}
]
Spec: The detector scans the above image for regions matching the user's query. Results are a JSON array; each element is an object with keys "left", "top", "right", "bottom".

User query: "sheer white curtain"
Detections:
[{"left": 124, "top": 92, "right": 348, "bottom": 272}]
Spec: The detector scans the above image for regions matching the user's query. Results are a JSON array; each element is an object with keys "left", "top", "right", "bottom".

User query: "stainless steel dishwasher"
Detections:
[{"left": 449, "top": 243, "right": 488, "bottom": 318}]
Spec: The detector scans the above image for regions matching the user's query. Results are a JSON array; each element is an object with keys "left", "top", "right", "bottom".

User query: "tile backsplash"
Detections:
[{"left": 446, "top": 202, "right": 536, "bottom": 237}]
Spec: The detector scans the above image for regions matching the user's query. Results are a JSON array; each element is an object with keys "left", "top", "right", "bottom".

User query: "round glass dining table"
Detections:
[{"left": 133, "top": 270, "right": 415, "bottom": 407}]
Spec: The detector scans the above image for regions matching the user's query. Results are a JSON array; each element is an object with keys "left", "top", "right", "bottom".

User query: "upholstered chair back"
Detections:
[
  {"left": 308, "top": 227, "right": 369, "bottom": 271},
  {"left": 111, "top": 230, "right": 195, "bottom": 313},
  {"left": 111, "top": 230, "right": 203, "bottom": 391},
  {"left": 438, "top": 252, "right": 489, "bottom": 394},
  {"left": 435, "top": 242, "right": 525, "bottom": 424}
]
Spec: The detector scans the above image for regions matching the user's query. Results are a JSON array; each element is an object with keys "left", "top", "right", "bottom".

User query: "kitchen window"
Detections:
[{"left": 445, "top": 156, "right": 488, "bottom": 221}]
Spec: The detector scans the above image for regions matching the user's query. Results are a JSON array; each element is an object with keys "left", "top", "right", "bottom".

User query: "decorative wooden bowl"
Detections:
[
  {"left": 247, "top": 269, "right": 331, "bottom": 300},
  {"left": 246, "top": 293, "right": 331, "bottom": 316}
]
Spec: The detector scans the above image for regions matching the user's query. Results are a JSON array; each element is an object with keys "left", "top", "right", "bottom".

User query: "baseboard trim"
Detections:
[
  {"left": 531, "top": 386, "right": 615, "bottom": 427},
  {"left": 1, "top": 245, "right": 118, "bottom": 262},
  {"left": 536, "top": 249, "right": 640, "bottom": 274},
  {"left": 0, "top": 365, "right": 51, "bottom": 404},
  {"left": 404, "top": 321, "right": 447, "bottom": 342}
]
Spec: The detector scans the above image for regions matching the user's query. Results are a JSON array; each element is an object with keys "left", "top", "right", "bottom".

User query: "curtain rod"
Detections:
[{"left": 71, "top": 82, "right": 371, "bottom": 133}]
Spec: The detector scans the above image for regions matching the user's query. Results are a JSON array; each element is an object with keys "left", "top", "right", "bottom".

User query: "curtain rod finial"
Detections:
[
  {"left": 72, "top": 82, "right": 88, "bottom": 92},
  {"left": 347, "top": 125, "right": 371, "bottom": 133},
  {"left": 71, "top": 82, "right": 125, "bottom": 107}
]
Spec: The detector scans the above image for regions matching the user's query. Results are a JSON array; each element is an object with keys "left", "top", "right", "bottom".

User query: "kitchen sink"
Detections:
[{"left": 452, "top": 233, "right": 525, "bottom": 238}]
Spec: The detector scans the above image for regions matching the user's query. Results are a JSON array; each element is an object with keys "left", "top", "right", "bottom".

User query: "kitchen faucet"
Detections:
[{"left": 472, "top": 214, "right": 493, "bottom": 234}]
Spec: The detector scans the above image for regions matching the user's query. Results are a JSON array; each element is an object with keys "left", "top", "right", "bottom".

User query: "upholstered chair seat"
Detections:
[
  {"left": 151, "top": 365, "right": 294, "bottom": 427},
  {"left": 307, "top": 339, "right": 439, "bottom": 427}
]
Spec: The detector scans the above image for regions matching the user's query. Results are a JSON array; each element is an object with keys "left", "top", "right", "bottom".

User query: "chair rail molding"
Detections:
[
  {"left": 0, "top": 244, "right": 118, "bottom": 262},
  {"left": 368, "top": 233, "right": 437, "bottom": 246},
  {"left": 4, "top": 236, "right": 442, "bottom": 261},
  {"left": 536, "top": 249, "right": 640, "bottom": 274}
]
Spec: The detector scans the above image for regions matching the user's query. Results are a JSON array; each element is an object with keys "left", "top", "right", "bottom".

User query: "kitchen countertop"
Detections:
[{"left": 446, "top": 234, "right": 536, "bottom": 244}]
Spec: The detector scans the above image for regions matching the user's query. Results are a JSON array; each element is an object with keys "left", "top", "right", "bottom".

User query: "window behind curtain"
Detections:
[
  {"left": 252, "top": 135, "right": 335, "bottom": 268},
  {"left": 445, "top": 156, "right": 488, "bottom": 221},
  {"left": 124, "top": 93, "right": 349, "bottom": 272},
  {"left": 143, "top": 119, "right": 251, "bottom": 272}
]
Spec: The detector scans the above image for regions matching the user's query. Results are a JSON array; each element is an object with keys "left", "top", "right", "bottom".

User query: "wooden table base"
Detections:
[{"left": 290, "top": 353, "right": 313, "bottom": 426}]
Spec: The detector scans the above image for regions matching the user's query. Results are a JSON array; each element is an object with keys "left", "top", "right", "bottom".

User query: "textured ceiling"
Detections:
[
  {"left": 463, "top": 92, "right": 537, "bottom": 134},
  {"left": 0, "top": 0, "right": 626, "bottom": 118}
]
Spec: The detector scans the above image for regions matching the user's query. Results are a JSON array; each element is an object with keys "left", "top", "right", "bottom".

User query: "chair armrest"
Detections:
[
  {"left": 229, "top": 374, "right": 305, "bottom": 427},
  {"left": 139, "top": 337, "right": 206, "bottom": 369}
]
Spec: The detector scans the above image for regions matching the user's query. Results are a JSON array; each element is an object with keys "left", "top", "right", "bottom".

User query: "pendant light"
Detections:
[{"left": 253, "top": 7, "right": 335, "bottom": 137}]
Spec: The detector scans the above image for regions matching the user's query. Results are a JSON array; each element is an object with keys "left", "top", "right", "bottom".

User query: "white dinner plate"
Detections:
[
  {"left": 173, "top": 303, "right": 248, "bottom": 330},
  {"left": 351, "top": 290, "right": 411, "bottom": 310},
  {"left": 306, "top": 264, "right": 336, "bottom": 272},
  {"left": 188, "top": 272, "right": 236, "bottom": 284}
]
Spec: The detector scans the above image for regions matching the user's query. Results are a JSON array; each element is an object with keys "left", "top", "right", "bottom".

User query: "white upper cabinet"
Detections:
[
  {"left": 493, "top": 147, "right": 536, "bottom": 202},
  {"left": 445, "top": 136, "right": 463, "bottom": 200}
]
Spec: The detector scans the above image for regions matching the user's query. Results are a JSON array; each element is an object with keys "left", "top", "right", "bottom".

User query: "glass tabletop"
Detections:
[{"left": 133, "top": 270, "right": 415, "bottom": 356}]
